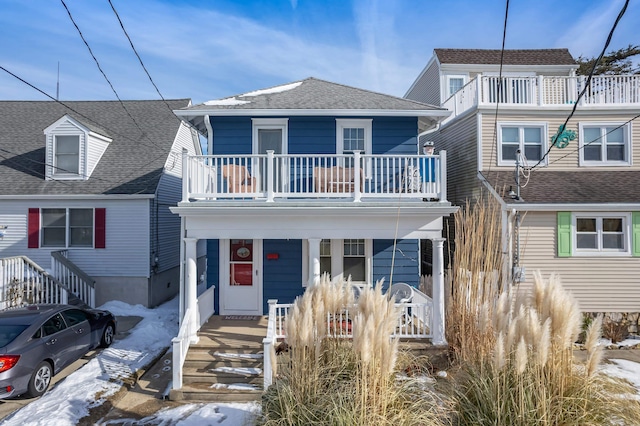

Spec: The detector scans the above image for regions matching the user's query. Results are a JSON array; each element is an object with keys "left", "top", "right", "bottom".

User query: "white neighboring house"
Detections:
[
  {"left": 406, "top": 48, "right": 640, "bottom": 312},
  {"left": 0, "top": 99, "right": 204, "bottom": 308}
]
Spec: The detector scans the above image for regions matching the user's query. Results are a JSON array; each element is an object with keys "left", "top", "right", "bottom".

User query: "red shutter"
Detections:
[
  {"left": 28, "top": 208, "right": 40, "bottom": 248},
  {"left": 95, "top": 208, "right": 106, "bottom": 249}
]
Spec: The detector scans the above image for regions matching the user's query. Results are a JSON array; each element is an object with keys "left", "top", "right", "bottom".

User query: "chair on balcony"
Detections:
[
  {"left": 313, "top": 166, "right": 363, "bottom": 193},
  {"left": 221, "top": 164, "right": 256, "bottom": 194}
]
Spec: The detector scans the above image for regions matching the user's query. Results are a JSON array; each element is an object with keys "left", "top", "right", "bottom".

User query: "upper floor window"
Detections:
[
  {"left": 336, "top": 119, "right": 372, "bottom": 156},
  {"left": 446, "top": 75, "right": 466, "bottom": 99},
  {"left": 498, "top": 123, "right": 547, "bottom": 166},
  {"left": 41, "top": 208, "right": 94, "bottom": 248},
  {"left": 54, "top": 135, "right": 80, "bottom": 175},
  {"left": 574, "top": 214, "right": 630, "bottom": 255},
  {"left": 579, "top": 123, "right": 631, "bottom": 166}
]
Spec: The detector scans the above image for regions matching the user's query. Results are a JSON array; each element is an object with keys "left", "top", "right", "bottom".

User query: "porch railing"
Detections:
[
  {"left": 0, "top": 256, "right": 69, "bottom": 310},
  {"left": 50, "top": 250, "right": 96, "bottom": 308},
  {"left": 262, "top": 288, "right": 435, "bottom": 389},
  {"left": 182, "top": 151, "right": 447, "bottom": 203},
  {"left": 443, "top": 74, "right": 640, "bottom": 124}
]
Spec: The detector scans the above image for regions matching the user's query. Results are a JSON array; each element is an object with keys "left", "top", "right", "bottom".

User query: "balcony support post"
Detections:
[
  {"left": 266, "top": 150, "right": 275, "bottom": 202},
  {"left": 353, "top": 151, "right": 362, "bottom": 202}
]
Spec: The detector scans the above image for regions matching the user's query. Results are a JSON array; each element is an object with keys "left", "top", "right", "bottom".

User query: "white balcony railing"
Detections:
[
  {"left": 442, "top": 74, "right": 640, "bottom": 124},
  {"left": 182, "top": 151, "right": 447, "bottom": 203}
]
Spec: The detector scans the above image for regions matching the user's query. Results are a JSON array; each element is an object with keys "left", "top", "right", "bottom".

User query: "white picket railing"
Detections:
[
  {"left": 0, "top": 256, "right": 68, "bottom": 310},
  {"left": 171, "top": 306, "right": 194, "bottom": 390},
  {"left": 443, "top": 74, "right": 640, "bottom": 123},
  {"left": 262, "top": 287, "right": 435, "bottom": 389},
  {"left": 50, "top": 250, "right": 96, "bottom": 308},
  {"left": 182, "top": 151, "right": 447, "bottom": 203}
]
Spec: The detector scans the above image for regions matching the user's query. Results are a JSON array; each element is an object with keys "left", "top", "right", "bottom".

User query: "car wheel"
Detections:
[
  {"left": 100, "top": 323, "right": 115, "bottom": 348},
  {"left": 27, "top": 361, "right": 52, "bottom": 398}
]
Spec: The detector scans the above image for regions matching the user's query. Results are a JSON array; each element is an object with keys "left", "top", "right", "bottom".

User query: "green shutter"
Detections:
[
  {"left": 633, "top": 212, "right": 640, "bottom": 257},
  {"left": 557, "top": 212, "right": 572, "bottom": 257}
]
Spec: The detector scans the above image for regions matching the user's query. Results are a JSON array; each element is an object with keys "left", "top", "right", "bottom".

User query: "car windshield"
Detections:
[{"left": 0, "top": 324, "right": 28, "bottom": 347}]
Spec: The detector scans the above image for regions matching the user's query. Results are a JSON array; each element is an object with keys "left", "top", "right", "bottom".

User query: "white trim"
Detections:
[
  {"left": 204, "top": 115, "right": 213, "bottom": 156},
  {"left": 497, "top": 121, "right": 548, "bottom": 167},
  {"left": 578, "top": 122, "right": 632, "bottom": 167},
  {"left": 52, "top": 134, "right": 82, "bottom": 179},
  {"left": 507, "top": 203, "right": 640, "bottom": 212},
  {"left": 477, "top": 113, "right": 483, "bottom": 171},
  {"left": 175, "top": 109, "right": 450, "bottom": 118},
  {"left": 439, "top": 63, "right": 577, "bottom": 74},
  {"left": 88, "top": 131, "right": 113, "bottom": 144},
  {"left": 302, "top": 239, "right": 373, "bottom": 285},
  {"left": 571, "top": 212, "right": 632, "bottom": 257},
  {"left": 40, "top": 207, "right": 96, "bottom": 249}
]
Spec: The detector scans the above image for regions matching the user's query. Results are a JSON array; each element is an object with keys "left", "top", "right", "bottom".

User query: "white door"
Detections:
[
  {"left": 252, "top": 119, "right": 288, "bottom": 193},
  {"left": 221, "top": 239, "right": 263, "bottom": 315}
]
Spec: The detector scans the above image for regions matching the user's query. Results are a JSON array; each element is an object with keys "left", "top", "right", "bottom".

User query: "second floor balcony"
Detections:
[
  {"left": 443, "top": 74, "right": 640, "bottom": 123},
  {"left": 181, "top": 151, "right": 447, "bottom": 203}
]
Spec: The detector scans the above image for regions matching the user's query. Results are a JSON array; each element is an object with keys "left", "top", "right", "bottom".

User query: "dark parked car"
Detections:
[{"left": 0, "top": 304, "right": 116, "bottom": 399}]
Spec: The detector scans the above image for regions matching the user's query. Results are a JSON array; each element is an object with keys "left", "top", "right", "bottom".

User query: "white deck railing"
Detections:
[
  {"left": 262, "top": 287, "right": 435, "bottom": 389},
  {"left": 50, "top": 250, "right": 96, "bottom": 308},
  {"left": 443, "top": 74, "right": 640, "bottom": 124},
  {"left": 0, "top": 256, "right": 69, "bottom": 310},
  {"left": 182, "top": 151, "right": 447, "bottom": 203}
]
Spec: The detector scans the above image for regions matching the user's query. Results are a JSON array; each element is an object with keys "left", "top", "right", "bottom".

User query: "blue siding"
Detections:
[
  {"left": 210, "top": 117, "right": 252, "bottom": 154},
  {"left": 263, "top": 239, "right": 304, "bottom": 312},
  {"left": 209, "top": 116, "right": 419, "bottom": 155},
  {"left": 206, "top": 239, "right": 220, "bottom": 314},
  {"left": 373, "top": 239, "right": 420, "bottom": 290},
  {"left": 372, "top": 117, "right": 418, "bottom": 154}
]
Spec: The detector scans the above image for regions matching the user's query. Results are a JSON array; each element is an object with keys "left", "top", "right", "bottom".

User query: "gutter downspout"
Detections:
[
  {"left": 204, "top": 115, "right": 213, "bottom": 156},
  {"left": 416, "top": 123, "right": 441, "bottom": 154}
]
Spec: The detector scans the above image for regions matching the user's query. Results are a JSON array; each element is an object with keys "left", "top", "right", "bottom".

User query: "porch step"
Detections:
[{"left": 170, "top": 315, "right": 269, "bottom": 402}]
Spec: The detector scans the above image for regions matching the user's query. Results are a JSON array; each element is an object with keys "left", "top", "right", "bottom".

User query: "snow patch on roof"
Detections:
[
  {"left": 204, "top": 97, "right": 251, "bottom": 106},
  {"left": 240, "top": 81, "right": 303, "bottom": 97}
]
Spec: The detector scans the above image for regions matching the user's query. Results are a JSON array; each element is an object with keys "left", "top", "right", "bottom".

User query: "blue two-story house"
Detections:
[{"left": 171, "top": 77, "right": 456, "bottom": 343}]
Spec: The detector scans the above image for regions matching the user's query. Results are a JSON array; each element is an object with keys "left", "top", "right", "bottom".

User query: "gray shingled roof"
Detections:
[
  {"left": 182, "top": 77, "right": 444, "bottom": 112},
  {"left": 434, "top": 49, "right": 576, "bottom": 66},
  {"left": 0, "top": 99, "right": 190, "bottom": 196},
  {"left": 481, "top": 170, "right": 640, "bottom": 204}
]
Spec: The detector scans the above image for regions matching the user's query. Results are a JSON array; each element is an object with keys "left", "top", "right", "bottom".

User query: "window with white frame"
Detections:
[
  {"left": 41, "top": 208, "right": 93, "bottom": 248},
  {"left": 312, "top": 239, "right": 370, "bottom": 284},
  {"left": 54, "top": 135, "right": 80, "bottom": 175},
  {"left": 574, "top": 214, "right": 630, "bottom": 255},
  {"left": 579, "top": 123, "right": 630, "bottom": 166},
  {"left": 446, "top": 75, "right": 466, "bottom": 99},
  {"left": 336, "top": 119, "right": 371, "bottom": 155},
  {"left": 498, "top": 123, "right": 546, "bottom": 165}
]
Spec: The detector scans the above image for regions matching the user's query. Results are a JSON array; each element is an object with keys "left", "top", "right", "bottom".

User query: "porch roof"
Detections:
[
  {"left": 481, "top": 170, "right": 640, "bottom": 205},
  {"left": 434, "top": 48, "right": 576, "bottom": 66}
]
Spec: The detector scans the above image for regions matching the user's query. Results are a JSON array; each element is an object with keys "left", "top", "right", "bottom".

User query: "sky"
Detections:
[
  {"left": 1, "top": 294, "right": 639, "bottom": 425},
  {"left": 0, "top": 0, "right": 639, "bottom": 105}
]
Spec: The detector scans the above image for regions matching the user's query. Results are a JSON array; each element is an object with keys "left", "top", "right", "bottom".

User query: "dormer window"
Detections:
[
  {"left": 54, "top": 135, "right": 80, "bottom": 175},
  {"left": 44, "top": 114, "right": 111, "bottom": 181}
]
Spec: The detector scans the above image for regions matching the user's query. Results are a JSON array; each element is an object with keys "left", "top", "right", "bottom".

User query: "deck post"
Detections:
[
  {"left": 353, "top": 151, "right": 362, "bottom": 202},
  {"left": 432, "top": 237, "right": 447, "bottom": 345},
  {"left": 184, "top": 237, "right": 199, "bottom": 343},
  {"left": 308, "top": 238, "right": 321, "bottom": 286},
  {"left": 181, "top": 148, "right": 189, "bottom": 203},
  {"left": 266, "top": 150, "right": 275, "bottom": 202}
]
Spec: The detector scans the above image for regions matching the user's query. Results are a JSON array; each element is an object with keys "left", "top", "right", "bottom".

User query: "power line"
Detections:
[
  {"left": 530, "top": 0, "right": 630, "bottom": 170},
  {"left": 107, "top": 0, "right": 175, "bottom": 116},
  {"left": 488, "top": 0, "right": 510, "bottom": 175},
  {"left": 59, "top": 0, "right": 163, "bottom": 149}
]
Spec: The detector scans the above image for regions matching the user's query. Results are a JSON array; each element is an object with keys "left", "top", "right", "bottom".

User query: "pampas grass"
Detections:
[
  {"left": 454, "top": 272, "right": 640, "bottom": 425},
  {"left": 260, "top": 276, "right": 448, "bottom": 426}
]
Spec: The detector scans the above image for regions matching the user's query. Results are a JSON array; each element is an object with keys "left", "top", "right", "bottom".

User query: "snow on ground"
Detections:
[{"left": 2, "top": 295, "right": 640, "bottom": 425}]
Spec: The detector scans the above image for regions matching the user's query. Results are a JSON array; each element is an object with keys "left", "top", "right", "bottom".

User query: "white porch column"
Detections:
[
  {"left": 308, "top": 238, "right": 321, "bottom": 286},
  {"left": 184, "top": 237, "right": 199, "bottom": 343},
  {"left": 431, "top": 237, "right": 447, "bottom": 346}
]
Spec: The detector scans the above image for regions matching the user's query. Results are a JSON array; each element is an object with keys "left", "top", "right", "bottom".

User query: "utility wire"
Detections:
[
  {"left": 488, "top": 0, "right": 510, "bottom": 175},
  {"left": 530, "top": 0, "right": 629, "bottom": 170},
  {"left": 59, "top": 0, "right": 167, "bottom": 151},
  {"left": 0, "top": 65, "right": 184, "bottom": 191},
  {"left": 107, "top": 0, "right": 175, "bottom": 116}
]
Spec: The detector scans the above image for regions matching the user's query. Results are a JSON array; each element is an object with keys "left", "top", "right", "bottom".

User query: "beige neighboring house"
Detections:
[{"left": 406, "top": 48, "right": 640, "bottom": 312}]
